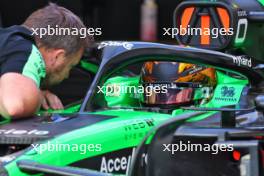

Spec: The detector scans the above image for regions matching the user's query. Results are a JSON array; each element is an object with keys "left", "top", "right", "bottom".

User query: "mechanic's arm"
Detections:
[{"left": 0, "top": 73, "right": 41, "bottom": 119}]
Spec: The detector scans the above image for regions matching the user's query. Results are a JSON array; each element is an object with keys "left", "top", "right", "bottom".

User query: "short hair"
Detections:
[{"left": 23, "top": 3, "right": 93, "bottom": 56}]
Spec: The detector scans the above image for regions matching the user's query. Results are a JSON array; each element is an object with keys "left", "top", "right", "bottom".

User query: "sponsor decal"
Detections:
[
  {"left": 213, "top": 85, "right": 240, "bottom": 103},
  {"left": 124, "top": 119, "right": 155, "bottom": 131},
  {"left": 189, "top": 66, "right": 204, "bottom": 75},
  {"left": 221, "top": 86, "right": 235, "bottom": 97},
  {"left": 100, "top": 148, "right": 147, "bottom": 174},
  {"left": 237, "top": 10, "right": 247, "bottom": 17},
  {"left": 124, "top": 119, "right": 154, "bottom": 141},
  {"left": 124, "top": 132, "right": 148, "bottom": 141},
  {"left": 98, "top": 41, "right": 134, "bottom": 50},
  {"left": 0, "top": 129, "right": 49, "bottom": 136},
  {"left": 232, "top": 56, "right": 252, "bottom": 67},
  {"left": 70, "top": 147, "right": 148, "bottom": 174},
  {"left": 214, "top": 97, "right": 237, "bottom": 102}
]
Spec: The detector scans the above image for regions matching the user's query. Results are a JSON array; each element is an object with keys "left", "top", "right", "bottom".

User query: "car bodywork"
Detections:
[
  {"left": 0, "top": 40, "right": 260, "bottom": 176},
  {"left": 128, "top": 1, "right": 264, "bottom": 175}
]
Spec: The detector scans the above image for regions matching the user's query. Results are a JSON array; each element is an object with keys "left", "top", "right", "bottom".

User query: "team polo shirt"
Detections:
[{"left": 0, "top": 25, "right": 46, "bottom": 87}]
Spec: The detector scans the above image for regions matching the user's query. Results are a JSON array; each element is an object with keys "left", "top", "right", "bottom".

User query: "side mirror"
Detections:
[{"left": 173, "top": 0, "right": 264, "bottom": 62}]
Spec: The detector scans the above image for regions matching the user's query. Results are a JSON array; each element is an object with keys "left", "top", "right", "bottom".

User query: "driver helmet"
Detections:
[{"left": 140, "top": 61, "right": 216, "bottom": 107}]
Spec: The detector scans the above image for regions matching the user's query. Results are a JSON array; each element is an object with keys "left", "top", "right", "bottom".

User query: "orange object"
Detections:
[
  {"left": 201, "top": 15, "right": 210, "bottom": 45},
  {"left": 181, "top": 7, "right": 194, "bottom": 29},
  {"left": 217, "top": 8, "right": 230, "bottom": 30}
]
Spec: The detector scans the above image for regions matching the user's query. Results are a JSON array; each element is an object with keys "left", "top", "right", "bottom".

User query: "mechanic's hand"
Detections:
[{"left": 41, "top": 90, "right": 64, "bottom": 110}]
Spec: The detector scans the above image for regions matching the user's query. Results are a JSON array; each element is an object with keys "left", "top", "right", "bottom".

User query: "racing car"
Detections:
[
  {"left": 128, "top": 0, "right": 264, "bottom": 176},
  {"left": 1, "top": 0, "right": 264, "bottom": 175},
  {"left": 0, "top": 40, "right": 258, "bottom": 176}
]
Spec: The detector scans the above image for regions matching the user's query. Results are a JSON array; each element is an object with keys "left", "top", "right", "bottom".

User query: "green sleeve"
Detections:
[{"left": 22, "top": 45, "right": 46, "bottom": 87}]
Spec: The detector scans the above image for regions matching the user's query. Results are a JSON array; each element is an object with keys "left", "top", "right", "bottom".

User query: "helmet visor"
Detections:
[{"left": 142, "top": 83, "right": 195, "bottom": 105}]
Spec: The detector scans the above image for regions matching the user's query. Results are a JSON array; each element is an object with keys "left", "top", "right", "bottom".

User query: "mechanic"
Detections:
[{"left": 0, "top": 3, "right": 93, "bottom": 119}]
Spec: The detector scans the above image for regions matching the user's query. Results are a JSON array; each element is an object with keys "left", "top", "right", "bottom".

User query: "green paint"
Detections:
[
  {"left": 103, "top": 76, "right": 141, "bottom": 107},
  {"left": 209, "top": 84, "right": 244, "bottom": 106},
  {"left": 5, "top": 110, "right": 171, "bottom": 176},
  {"left": 38, "top": 104, "right": 81, "bottom": 115},
  {"left": 0, "top": 117, "right": 10, "bottom": 125},
  {"left": 186, "top": 111, "right": 217, "bottom": 122},
  {"left": 80, "top": 60, "right": 99, "bottom": 74},
  {"left": 3, "top": 69, "right": 250, "bottom": 175},
  {"left": 204, "top": 71, "right": 247, "bottom": 108},
  {"left": 216, "top": 71, "right": 248, "bottom": 84},
  {"left": 258, "top": 0, "right": 264, "bottom": 6}
]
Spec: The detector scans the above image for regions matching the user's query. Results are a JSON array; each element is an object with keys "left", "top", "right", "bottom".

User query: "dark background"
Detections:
[
  {"left": 0, "top": 0, "right": 183, "bottom": 105},
  {"left": 0, "top": 0, "right": 182, "bottom": 42}
]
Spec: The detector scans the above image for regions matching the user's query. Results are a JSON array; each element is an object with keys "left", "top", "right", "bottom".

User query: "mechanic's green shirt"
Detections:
[
  {"left": 0, "top": 25, "right": 46, "bottom": 87},
  {"left": 22, "top": 45, "right": 46, "bottom": 87}
]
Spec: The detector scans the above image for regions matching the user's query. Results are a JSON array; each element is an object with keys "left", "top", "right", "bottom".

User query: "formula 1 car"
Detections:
[
  {"left": 1, "top": 1, "right": 264, "bottom": 175},
  {"left": 128, "top": 0, "right": 264, "bottom": 176},
  {"left": 0, "top": 40, "right": 259, "bottom": 176}
]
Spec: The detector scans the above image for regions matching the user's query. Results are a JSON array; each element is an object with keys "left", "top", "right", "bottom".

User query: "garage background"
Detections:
[{"left": 0, "top": 0, "right": 182, "bottom": 105}]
